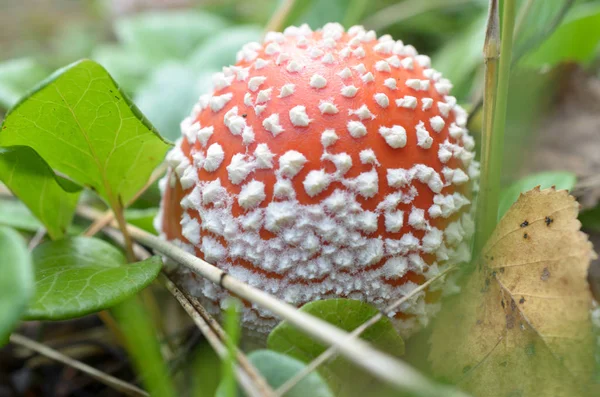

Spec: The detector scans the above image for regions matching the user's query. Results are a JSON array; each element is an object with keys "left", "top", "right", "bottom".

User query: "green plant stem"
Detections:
[
  {"left": 111, "top": 199, "right": 136, "bottom": 262},
  {"left": 222, "top": 299, "right": 241, "bottom": 397},
  {"left": 475, "top": 0, "right": 516, "bottom": 253}
]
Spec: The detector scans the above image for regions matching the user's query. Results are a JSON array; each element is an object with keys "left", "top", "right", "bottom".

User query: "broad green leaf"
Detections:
[
  {"left": 112, "top": 295, "right": 176, "bottom": 397},
  {"left": 523, "top": 3, "right": 600, "bottom": 68},
  {"left": 222, "top": 299, "right": 241, "bottom": 397},
  {"left": 0, "top": 146, "right": 81, "bottom": 239},
  {"left": 579, "top": 205, "right": 600, "bottom": 233},
  {"left": 0, "top": 59, "right": 171, "bottom": 208},
  {"left": 267, "top": 299, "right": 404, "bottom": 395},
  {"left": 432, "top": 14, "right": 486, "bottom": 101},
  {"left": 513, "top": 0, "right": 574, "bottom": 62},
  {"left": 498, "top": 171, "right": 577, "bottom": 220},
  {"left": 0, "top": 226, "right": 34, "bottom": 345},
  {"left": 135, "top": 62, "right": 215, "bottom": 141},
  {"left": 192, "top": 342, "right": 222, "bottom": 397},
  {"left": 188, "top": 26, "right": 263, "bottom": 71},
  {"left": 248, "top": 350, "right": 333, "bottom": 397},
  {"left": 343, "top": 0, "right": 370, "bottom": 27},
  {"left": 125, "top": 208, "right": 159, "bottom": 235},
  {"left": 0, "top": 199, "right": 43, "bottom": 232},
  {"left": 0, "top": 58, "right": 48, "bottom": 109},
  {"left": 216, "top": 350, "right": 334, "bottom": 397},
  {"left": 275, "top": 0, "right": 317, "bottom": 28},
  {"left": 92, "top": 45, "right": 152, "bottom": 93},
  {"left": 25, "top": 237, "right": 162, "bottom": 320},
  {"left": 115, "top": 11, "right": 227, "bottom": 62},
  {"left": 293, "top": 0, "right": 347, "bottom": 29}
]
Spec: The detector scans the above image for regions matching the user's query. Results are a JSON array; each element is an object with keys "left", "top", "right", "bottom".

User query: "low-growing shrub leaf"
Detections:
[
  {"left": 215, "top": 350, "right": 334, "bottom": 397},
  {"left": 432, "top": 14, "right": 486, "bottom": 101},
  {"left": 513, "top": 0, "right": 574, "bottom": 62},
  {"left": 523, "top": 3, "right": 600, "bottom": 68},
  {"left": 0, "top": 58, "right": 48, "bottom": 109},
  {"left": 0, "top": 59, "right": 171, "bottom": 210},
  {"left": 0, "top": 199, "right": 43, "bottom": 232},
  {"left": 25, "top": 237, "right": 162, "bottom": 320},
  {"left": 498, "top": 171, "right": 576, "bottom": 220},
  {"left": 430, "top": 188, "right": 596, "bottom": 397},
  {"left": 125, "top": 208, "right": 159, "bottom": 235},
  {"left": 267, "top": 299, "right": 404, "bottom": 394},
  {"left": 134, "top": 62, "right": 215, "bottom": 141},
  {"left": 92, "top": 45, "right": 152, "bottom": 94},
  {"left": 0, "top": 226, "right": 34, "bottom": 345},
  {"left": 247, "top": 350, "right": 333, "bottom": 397},
  {"left": 188, "top": 26, "right": 263, "bottom": 71},
  {"left": 0, "top": 146, "right": 81, "bottom": 239},
  {"left": 115, "top": 10, "right": 227, "bottom": 62}
]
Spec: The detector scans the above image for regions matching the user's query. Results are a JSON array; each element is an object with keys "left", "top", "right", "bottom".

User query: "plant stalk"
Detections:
[{"left": 475, "top": 0, "right": 516, "bottom": 254}]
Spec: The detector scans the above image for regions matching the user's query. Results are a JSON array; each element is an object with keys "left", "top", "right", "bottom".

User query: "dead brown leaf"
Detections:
[{"left": 430, "top": 187, "right": 597, "bottom": 397}]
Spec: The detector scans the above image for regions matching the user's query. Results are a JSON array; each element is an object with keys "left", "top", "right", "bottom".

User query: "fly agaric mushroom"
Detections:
[{"left": 155, "top": 23, "right": 478, "bottom": 337}]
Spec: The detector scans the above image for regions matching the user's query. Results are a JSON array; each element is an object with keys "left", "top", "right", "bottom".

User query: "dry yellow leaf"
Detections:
[{"left": 430, "top": 187, "right": 597, "bottom": 397}]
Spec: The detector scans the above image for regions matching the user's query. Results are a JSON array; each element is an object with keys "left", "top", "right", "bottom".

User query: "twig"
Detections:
[
  {"left": 264, "top": 0, "right": 297, "bottom": 33},
  {"left": 362, "top": 0, "right": 475, "bottom": 31},
  {"left": 161, "top": 277, "right": 267, "bottom": 397},
  {"left": 10, "top": 334, "right": 148, "bottom": 397},
  {"left": 274, "top": 265, "right": 458, "bottom": 397},
  {"left": 475, "top": 0, "right": 501, "bottom": 254},
  {"left": 75, "top": 205, "right": 466, "bottom": 397}
]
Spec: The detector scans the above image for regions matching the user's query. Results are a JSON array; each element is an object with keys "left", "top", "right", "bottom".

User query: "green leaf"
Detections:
[
  {"left": 343, "top": 0, "right": 369, "bottom": 27},
  {"left": 293, "top": 0, "right": 347, "bottom": 28},
  {"left": 191, "top": 342, "right": 222, "bottom": 397},
  {"left": 222, "top": 299, "right": 241, "bottom": 397},
  {"left": 0, "top": 58, "right": 48, "bottom": 110},
  {"left": 135, "top": 62, "right": 215, "bottom": 141},
  {"left": 0, "top": 146, "right": 81, "bottom": 239},
  {"left": 275, "top": 0, "right": 316, "bottom": 28},
  {"left": 25, "top": 237, "right": 162, "bottom": 320},
  {"left": 188, "top": 26, "right": 263, "bottom": 71},
  {"left": 513, "top": 0, "right": 574, "bottom": 62},
  {"left": 498, "top": 171, "right": 577, "bottom": 220},
  {"left": 125, "top": 208, "right": 159, "bottom": 235},
  {"left": 579, "top": 205, "right": 600, "bottom": 233},
  {"left": 92, "top": 45, "right": 152, "bottom": 93},
  {"left": 248, "top": 350, "right": 333, "bottom": 397},
  {"left": 267, "top": 299, "right": 404, "bottom": 395},
  {"left": 112, "top": 295, "right": 176, "bottom": 397},
  {"left": 0, "top": 59, "right": 171, "bottom": 209},
  {"left": 523, "top": 3, "right": 600, "bottom": 68},
  {"left": 432, "top": 14, "right": 486, "bottom": 101},
  {"left": 115, "top": 10, "right": 227, "bottom": 62},
  {"left": 0, "top": 226, "right": 34, "bottom": 345},
  {"left": 216, "top": 350, "right": 334, "bottom": 397},
  {"left": 0, "top": 199, "right": 43, "bottom": 232}
]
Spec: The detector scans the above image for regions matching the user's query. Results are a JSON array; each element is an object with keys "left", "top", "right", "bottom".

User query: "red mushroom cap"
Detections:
[{"left": 156, "top": 23, "right": 478, "bottom": 336}]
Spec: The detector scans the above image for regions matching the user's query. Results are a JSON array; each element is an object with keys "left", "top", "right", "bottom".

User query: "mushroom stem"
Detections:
[{"left": 475, "top": 0, "right": 516, "bottom": 253}]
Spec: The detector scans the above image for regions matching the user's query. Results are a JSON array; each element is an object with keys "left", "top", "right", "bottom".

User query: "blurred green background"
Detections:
[{"left": 1, "top": 0, "right": 600, "bottom": 185}]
